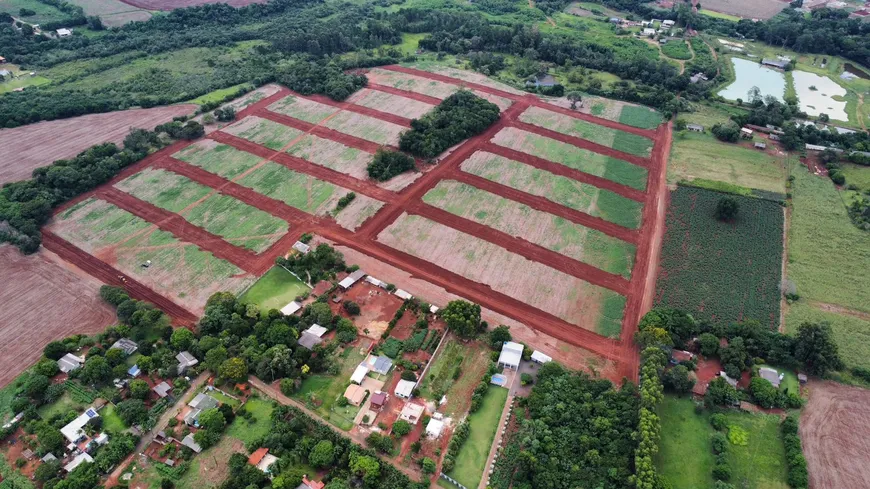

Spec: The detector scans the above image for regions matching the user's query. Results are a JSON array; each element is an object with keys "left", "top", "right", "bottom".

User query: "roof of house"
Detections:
[
  {"left": 306, "top": 324, "right": 328, "bottom": 337},
  {"left": 60, "top": 407, "right": 99, "bottom": 442},
  {"left": 0, "top": 69, "right": 12, "bottom": 76},
  {"left": 281, "top": 301, "right": 303, "bottom": 315},
  {"left": 643, "top": 28, "right": 656, "bottom": 34},
  {"left": 248, "top": 447, "right": 269, "bottom": 466},
  {"left": 94, "top": 433, "right": 109, "bottom": 445},
  {"left": 365, "top": 276, "right": 387, "bottom": 288},
  {"left": 531, "top": 351, "right": 552, "bottom": 364},
  {"left": 111, "top": 338, "right": 138, "bottom": 355},
  {"left": 153, "top": 381, "right": 172, "bottom": 398},
  {"left": 297, "top": 476, "right": 326, "bottom": 489},
  {"left": 399, "top": 402, "right": 425, "bottom": 422},
  {"left": 426, "top": 418, "right": 445, "bottom": 437},
  {"left": 394, "top": 289, "right": 413, "bottom": 300},
  {"left": 759, "top": 367, "right": 782, "bottom": 387},
  {"left": 176, "top": 351, "right": 198, "bottom": 367},
  {"left": 257, "top": 453, "right": 279, "bottom": 473},
  {"left": 687, "top": 123, "right": 704, "bottom": 130},
  {"left": 719, "top": 371, "right": 738, "bottom": 388},
  {"left": 181, "top": 434, "right": 202, "bottom": 453},
  {"left": 189, "top": 393, "right": 219, "bottom": 411},
  {"left": 339, "top": 269, "right": 366, "bottom": 289},
  {"left": 57, "top": 353, "right": 84, "bottom": 373},
  {"left": 395, "top": 379, "right": 415, "bottom": 398},
  {"left": 370, "top": 391, "right": 387, "bottom": 406},
  {"left": 292, "top": 241, "right": 310, "bottom": 254},
  {"left": 344, "top": 384, "right": 367, "bottom": 405},
  {"left": 351, "top": 364, "right": 369, "bottom": 384},
  {"left": 498, "top": 341, "right": 524, "bottom": 368},
  {"left": 42, "top": 453, "right": 57, "bottom": 463},
  {"left": 364, "top": 355, "right": 393, "bottom": 375},
  {"left": 298, "top": 331, "right": 324, "bottom": 350},
  {"left": 128, "top": 365, "right": 141, "bottom": 377},
  {"left": 56, "top": 28, "right": 71, "bottom": 35},
  {"left": 755, "top": 142, "right": 767, "bottom": 148},
  {"left": 762, "top": 58, "right": 789, "bottom": 69},
  {"left": 64, "top": 452, "right": 93, "bottom": 473}
]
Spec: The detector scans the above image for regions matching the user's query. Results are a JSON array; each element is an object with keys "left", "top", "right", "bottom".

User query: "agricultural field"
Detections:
[
  {"left": 286, "top": 134, "right": 373, "bottom": 181},
  {"left": 221, "top": 116, "right": 303, "bottom": 150},
  {"left": 173, "top": 140, "right": 263, "bottom": 180},
  {"left": 492, "top": 127, "right": 649, "bottom": 191},
  {"left": 656, "top": 396, "right": 790, "bottom": 489},
  {"left": 68, "top": 0, "right": 152, "bottom": 26},
  {"left": 50, "top": 198, "right": 255, "bottom": 312},
  {"left": 461, "top": 151, "right": 644, "bottom": 229},
  {"left": 332, "top": 194, "right": 385, "bottom": 231},
  {"left": 655, "top": 187, "right": 784, "bottom": 328},
  {"left": 365, "top": 67, "right": 459, "bottom": 99},
  {"left": 422, "top": 180, "right": 636, "bottom": 277},
  {"left": 668, "top": 132, "right": 787, "bottom": 195},
  {"left": 322, "top": 110, "right": 406, "bottom": 146},
  {"left": 267, "top": 95, "right": 339, "bottom": 123},
  {"left": 115, "top": 168, "right": 212, "bottom": 213},
  {"left": 660, "top": 40, "right": 693, "bottom": 60},
  {"left": 443, "top": 386, "right": 509, "bottom": 489},
  {"left": 699, "top": 0, "right": 786, "bottom": 20},
  {"left": 402, "top": 59, "right": 526, "bottom": 95},
  {"left": 618, "top": 105, "right": 663, "bottom": 130},
  {"left": 239, "top": 266, "right": 310, "bottom": 312},
  {"left": 347, "top": 88, "right": 435, "bottom": 119},
  {"left": 377, "top": 213, "right": 626, "bottom": 337},
  {"left": 519, "top": 106, "right": 654, "bottom": 157}
]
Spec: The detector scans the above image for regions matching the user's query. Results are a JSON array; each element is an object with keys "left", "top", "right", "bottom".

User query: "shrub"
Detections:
[
  {"left": 727, "top": 425, "right": 749, "bottom": 446},
  {"left": 712, "top": 463, "right": 732, "bottom": 481},
  {"left": 400, "top": 370, "right": 417, "bottom": 382},
  {"left": 343, "top": 301, "right": 361, "bottom": 316},
  {"left": 711, "top": 432, "right": 728, "bottom": 454},
  {"left": 710, "top": 413, "right": 727, "bottom": 431},
  {"left": 366, "top": 149, "right": 416, "bottom": 181},
  {"left": 335, "top": 192, "right": 356, "bottom": 212},
  {"left": 392, "top": 420, "right": 412, "bottom": 437},
  {"left": 520, "top": 373, "right": 533, "bottom": 386}
]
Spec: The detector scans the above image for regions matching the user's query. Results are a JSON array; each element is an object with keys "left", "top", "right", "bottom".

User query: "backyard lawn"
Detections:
[
  {"left": 100, "top": 404, "right": 128, "bottom": 434},
  {"left": 293, "top": 345, "right": 367, "bottom": 430},
  {"left": 444, "top": 386, "right": 509, "bottom": 489},
  {"left": 37, "top": 392, "right": 88, "bottom": 421},
  {"left": 225, "top": 396, "right": 274, "bottom": 445},
  {"left": 239, "top": 266, "right": 310, "bottom": 312},
  {"left": 418, "top": 338, "right": 492, "bottom": 416}
]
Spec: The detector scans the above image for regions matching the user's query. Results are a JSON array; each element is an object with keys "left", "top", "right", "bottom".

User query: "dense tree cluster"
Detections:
[
  {"left": 366, "top": 149, "right": 417, "bottom": 181},
  {"left": 400, "top": 90, "right": 500, "bottom": 158},
  {"left": 275, "top": 243, "right": 348, "bottom": 285},
  {"left": 439, "top": 300, "right": 483, "bottom": 339}
]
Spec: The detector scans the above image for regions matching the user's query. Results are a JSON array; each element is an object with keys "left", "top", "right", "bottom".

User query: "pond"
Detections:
[
  {"left": 718, "top": 57, "right": 786, "bottom": 102},
  {"left": 793, "top": 70, "right": 848, "bottom": 121}
]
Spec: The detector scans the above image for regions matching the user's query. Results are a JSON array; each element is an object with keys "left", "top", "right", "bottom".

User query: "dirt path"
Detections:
[{"left": 809, "top": 301, "right": 870, "bottom": 320}]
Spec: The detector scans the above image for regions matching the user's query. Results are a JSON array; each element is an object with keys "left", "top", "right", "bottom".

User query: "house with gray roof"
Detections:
[{"left": 176, "top": 351, "right": 198, "bottom": 374}]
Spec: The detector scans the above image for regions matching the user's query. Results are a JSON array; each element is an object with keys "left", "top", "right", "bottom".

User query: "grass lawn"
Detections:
[
  {"left": 293, "top": 346, "right": 367, "bottom": 430},
  {"left": 445, "top": 386, "right": 509, "bottom": 488},
  {"left": 668, "top": 132, "right": 786, "bottom": 195},
  {"left": 101, "top": 404, "right": 128, "bottom": 434},
  {"left": 657, "top": 395, "right": 789, "bottom": 489},
  {"left": 840, "top": 163, "right": 870, "bottom": 192},
  {"left": 0, "top": 74, "right": 51, "bottom": 94},
  {"left": 239, "top": 266, "right": 310, "bottom": 312},
  {"left": 786, "top": 301, "right": 870, "bottom": 370},
  {"left": 661, "top": 40, "right": 693, "bottom": 60},
  {"left": 418, "top": 339, "right": 492, "bottom": 416},
  {"left": 397, "top": 32, "right": 428, "bottom": 54},
  {"left": 187, "top": 83, "right": 252, "bottom": 105},
  {"left": 225, "top": 397, "right": 274, "bottom": 445},
  {"left": 38, "top": 392, "right": 88, "bottom": 421},
  {"left": 207, "top": 389, "right": 241, "bottom": 407},
  {"left": 618, "top": 104, "right": 662, "bottom": 129}
]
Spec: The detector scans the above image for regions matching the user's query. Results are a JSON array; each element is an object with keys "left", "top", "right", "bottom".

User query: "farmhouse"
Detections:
[
  {"left": 343, "top": 384, "right": 367, "bottom": 406},
  {"left": 57, "top": 353, "right": 85, "bottom": 373},
  {"left": 426, "top": 416, "right": 445, "bottom": 437},
  {"left": 531, "top": 351, "right": 552, "bottom": 364},
  {"left": 110, "top": 338, "right": 138, "bottom": 355},
  {"left": 350, "top": 364, "right": 369, "bottom": 384},
  {"left": 56, "top": 28, "right": 72, "bottom": 37},
  {"left": 755, "top": 142, "right": 767, "bottom": 150},
  {"left": 153, "top": 381, "right": 172, "bottom": 398},
  {"left": 399, "top": 402, "right": 425, "bottom": 423},
  {"left": 759, "top": 367, "right": 782, "bottom": 388},
  {"left": 280, "top": 301, "right": 303, "bottom": 315},
  {"left": 643, "top": 28, "right": 656, "bottom": 36},
  {"left": 394, "top": 379, "right": 415, "bottom": 399},
  {"left": 687, "top": 123, "right": 704, "bottom": 132},
  {"left": 761, "top": 58, "right": 789, "bottom": 69},
  {"left": 176, "top": 351, "right": 199, "bottom": 373},
  {"left": 498, "top": 341, "right": 524, "bottom": 370},
  {"left": 60, "top": 407, "right": 99, "bottom": 443},
  {"left": 181, "top": 434, "right": 202, "bottom": 453},
  {"left": 339, "top": 269, "right": 366, "bottom": 290}
]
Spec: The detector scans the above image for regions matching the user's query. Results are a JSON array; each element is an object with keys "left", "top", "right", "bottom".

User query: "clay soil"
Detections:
[
  {"left": 800, "top": 380, "right": 870, "bottom": 489},
  {"left": 0, "top": 245, "right": 115, "bottom": 388},
  {"left": 0, "top": 105, "right": 196, "bottom": 185}
]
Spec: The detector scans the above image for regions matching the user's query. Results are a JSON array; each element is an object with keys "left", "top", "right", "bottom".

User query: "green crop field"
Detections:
[
  {"left": 657, "top": 396, "right": 789, "bottom": 489},
  {"left": 493, "top": 127, "right": 648, "bottom": 190},
  {"left": 445, "top": 386, "right": 509, "bottom": 489},
  {"left": 423, "top": 180, "right": 636, "bottom": 277},
  {"left": 182, "top": 194, "right": 288, "bottom": 252},
  {"left": 55, "top": 198, "right": 152, "bottom": 251},
  {"left": 840, "top": 163, "right": 870, "bottom": 192},
  {"left": 267, "top": 95, "right": 338, "bottom": 123},
  {"left": 786, "top": 301, "right": 870, "bottom": 369},
  {"left": 237, "top": 162, "right": 342, "bottom": 216},
  {"left": 618, "top": 104, "right": 662, "bottom": 129},
  {"left": 519, "top": 106, "right": 654, "bottom": 157},
  {"left": 173, "top": 141, "right": 263, "bottom": 180},
  {"left": 655, "top": 187, "right": 784, "bottom": 328},
  {"left": 222, "top": 116, "right": 303, "bottom": 150},
  {"left": 461, "top": 151, "right": 644, "bottom": 229},
  {"left": 661, "top": 40, "right": 693, "bottom": 60},
  {"left": 115, "top": 168, "right": 212, "bottom": 213},
  {"left": 187, "top": 83, "right": 252, "bottom": 105},
  {"left": 787, "top": 166, "right": 870, "bottom": 314},
  {"left": 240, "top": 266, "right": 310, "bottom": 312},
  {"left": 668, "top": 132, "right": 787, "bottom": 195}
]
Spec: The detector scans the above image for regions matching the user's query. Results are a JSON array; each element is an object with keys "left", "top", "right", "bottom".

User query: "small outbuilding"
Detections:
[
  {"left": 280, "top": 301, "right": 303, "bottom": 316},
  {"left": 153, "top": 381, "right": 172, "bottom": 399},
  {"left": 719, "top": 371, "right": 738, "bottom": 388},
  {"left": 426, "top": 417, "right": 445, "bottom": 438},
  {"left": 127, "top": 365, "right": 141, "bottom": 378},
  {"left": 350, "top": 365, "right": 369, "bottom": 385},
  {"left": 292, "top": 241, "right": 310, "bottom": 254},
  {"left": 394, "top": 379, "right": 415, "bottom": 399},
  {"left": 687, "top": 123, "right": 704, "bottom": 132},
  {"left": 670, "top": 350, "right": 695, "bottom": 364},
  {"left": 181, "top": 434, "right": 202, "bottom": 453},
  {"left": 399, "top": 402, "right": 425, "bottom": 423},
  {"left": 755, "top": 142, "right": 767, "bottom": 150},
  {"left": 740, "top": 127, "right": 754, "bottom": 139},
  {"left": 58, "top": 353, "right": 84, "bottom": 373},
  {"left": 798, "top": 373, "right": 808, "bottom": 384},
  {"left": 498, "top": 341, "right": 524, "bottom": 370},
  {"left": 531, "top": 351, "right": 552, "bottom": 364},
  {"left": 394, "top": 289, "right": 413, "bottom": 300},
  {"left": 64, "top": 452, "right": 92, "bottom": 473},
  {"left": 56, "top": 28, "right": 72, "bottom": 37},
  {"left": 370, "top": 391, "right": 387, "bottom": 410},
  {"left": 643, "top": 28, "right": 656, "bottom": 36},
  {"left": 758, "top": 367, "right": 782, "bottom": 388}
]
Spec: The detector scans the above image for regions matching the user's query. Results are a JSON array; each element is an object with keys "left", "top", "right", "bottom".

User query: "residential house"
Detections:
[
  {"left": 719, "top": 371, "right": 738, "bottom": 388},
  {"left": 394, "top": 379, "right": 415, "bottom": 399},
  {"left": 687, "top": 123, "right": 704, "bottom": 132},
  {"left": 297, "top": 475, "right": 326, "bottom": 489},
  {"left": 498, "top": 341, "right": 524, "bottom": 370},
  {"left": 399, "top": 402, "right": 425, "bottom": 423},
  {"left": 394, "top": 289, "right": 413, "bottom": 300},
  {"left": 181, "top": 434, "right": 202, "bottom": 453},
  {"left": 350, "top": 365, "right": 369, "bottom": 385},
  {"left": 64, "top": 453, "right": 93, "bottom": 473},
  {"left": 338, "top": 269, "right": 366, "bottom": 290},
  {"left": 184, "top": 393, "right": 219, "bottom": 426},
  {"left": 364, "top": 276, "right": 388, "bottom": 289},
  {"left": 689, "top": 73, "right": 708, "bottom": 84},
  {"left": 298, "top": 325, "right": 327, "bottom": 350},
  {"left": 176, "top": 351, "right": 198, "bottom": 374},
  {"left": 153, "top": 381, "right": 172, "bottom": 399},
  {"left": 758, "top": 367, "right": 782, "bottom": 388},
  {"left": 56, "top": 28, "right": 72, "bottom": 37},
  {"left": 530, "top": 351, "right": 552, "bottom": 364},
  {"left": 370, "top": 391, "right": 387, "bottom": 410},
  {"left": 363, "top": 355, "right": 393, "bottom": 376},
  {"left": 343, "top": 384, "right": 367, "bottom": 406},
  {"left": 740, "top": 127, "right": 754, "bottom": 139},
  {"left": 662, "top": 19, "right": 675, "bottom": 27},
  {"left": 426, "top": 416, "right": 445, "bottom": 437},
  {"left": 60, "top": 407, "right": 99, "bottom": 443},
  {"left": 111, "top": 338, "right": 138, "bottom": 355},
  {"left": 292, "top": 241, "right": 310, "bottom": 254},
  {"left": 57, "top": 353, "right": 84, "bottom": 373},
  {"left": 127, "top": 365, "right": 141, "bottom": 378},
  {"left": 643, "top": 28, "right": 656, "bottom": 36},
  {"left": 249, "top": 448, "right": 279, "bottom": 473}
]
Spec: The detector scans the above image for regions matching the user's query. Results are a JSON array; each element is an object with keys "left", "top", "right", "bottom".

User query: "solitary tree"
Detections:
[
  {"left": 567, "top": 91, "right": 582, "bottom": 110},
  {"left": 715, "top": 197, "right": 739, "bottom": 221},
  {"left": 794, "top": 321, "right": 843, "bottom": 375}
]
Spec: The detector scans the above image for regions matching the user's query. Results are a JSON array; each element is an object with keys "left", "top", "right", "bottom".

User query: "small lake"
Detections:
[
  {"left": 718, "top": 58, "right": 786, "bottom": 102},
  {"left": 793, "top": 70, "right": 848, "bottom": 121}
]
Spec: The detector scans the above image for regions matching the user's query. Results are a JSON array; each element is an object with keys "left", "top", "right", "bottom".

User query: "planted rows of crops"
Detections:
[{"left": 654, "top": 187, "right": 784, "bottom": 328}]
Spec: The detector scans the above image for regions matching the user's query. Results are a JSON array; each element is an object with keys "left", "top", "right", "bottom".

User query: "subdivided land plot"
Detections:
[
  {"left": 322, "top": 111, "right": 406, "bottom": 146},
  {"left": 519, "top": 106, "right": 654, "bottom": 157},
  {"left": 377, "top": 213, "right": 626, "bottom": 337},
  {"left": 347, "top": 88, "right": 435, "bottom": 119},
  {"left": 173, "top": 139, "right": 264, "bottom": 180},
  {"left": 267, "top": 95, "right": 339, "bottom": 123},
  {"left": 422, "top": 180, "right": 636, "bottom": 277},
  {"left": 221, "top": 116, "right": 304, "bottom": 150},
  {"left": 50, "top": 198, "right": 255, "bottom": 312},
  {"left": 461, "top": 151, "right": 644, "bottom": 229}
]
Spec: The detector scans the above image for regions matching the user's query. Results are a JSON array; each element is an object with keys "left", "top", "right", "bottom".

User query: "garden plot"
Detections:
[
  {"left": 173, "top": 139, "right": 263, "bottom": 179},
  {"left": 519, "top": 106, "right": 654, "bottom": 157},
  {"left": 347, "top": 88, "right": 434, "bottom": 119},
  {"left": 51, "top": 198, "right": 254, "bottom": 311},
  {"left": 619, "top": 104, "right": 663, "bottom": 130},
  {"left": 286, "top": 134, "right": 372, "bottom": 180},
  {"left": 114, "top": 168, "right": 211, "bottom": 213},
  {"left": 267, "top": 95, "right": 339, "bottom": 123},
  {"left": 333, "top": 195, "right": 384, "bottom": 231},
  {"left": 322, "top": 111, "right": 405, "bottom": 146},
  {"left": 366, "top": 68, "right": 458, "bottom": 99},
  {"left": 377, "top": 213, "right": 626, "bottom": 337},
  {"left": 461, "top": 151, "right": 643, "bottom": 229},
  {"left": 423, "top": 180, "right": 636, "bottom": 277},
  {"left": 221, "top": 116, "right": 304, "bottom": 150},
  {"left": 492, "top": 127, "right": 648, "bottom": 190}
]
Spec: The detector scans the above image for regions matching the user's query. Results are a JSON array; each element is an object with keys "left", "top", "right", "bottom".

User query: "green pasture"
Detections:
[{"left": 240, "top": 266, "right": 310, "bottom": 312}]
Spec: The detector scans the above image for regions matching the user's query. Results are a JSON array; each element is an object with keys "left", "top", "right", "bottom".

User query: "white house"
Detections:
[
  {"left": 399, "top": 402, "right": 425, "bottom": 423},
  {"left": 643, "top": 28, "right": 656, "bottom": 36},
  {"left": 530, "top": 351, "right": 552, "bottom": 364},
  {"left": 394, "top": 379, "right": 415, "bottom": 399},
  {"left": 426, "top": 417, "right": 445, "bottom": 438},
  {"left": 350, "top": 365, "right": 369, "bottom": 385},
  {"left": 394, "top": 289, "right": 413, "bottom": 300},
  {"left": 498, "top": 342, "right": 524, "bottom": 370},
  {"left": 57, "top": 353, "right": 84, "bottom": 373},
  {"left": 176, "top": 351, "right": 198, "bottom": 374},
  {"left": 280, "top": 301, "right": 302, "bottom": 315},
  {"left": 56, "top": 28, "right": 72, "bottom": 37},
  {"left": 60, "top": 408, "right": 99, "bottom": 443}
]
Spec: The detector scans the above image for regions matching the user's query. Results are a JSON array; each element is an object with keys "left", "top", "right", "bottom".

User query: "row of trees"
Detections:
[{"left": 399, "top": 90, "right": 500, "bottom": 158}]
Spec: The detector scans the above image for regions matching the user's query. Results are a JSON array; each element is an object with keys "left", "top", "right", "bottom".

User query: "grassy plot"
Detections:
[
  {"left": 788, "top": 165, "right": 870, "bottom": 314},
  {"left": 657, "top": 396, "right": 789, "bottom": 489},
  {"left": 267, "top": 95, "right": 338, "bottom": 123},
  {"left": 286, "top": 134, "right": 372, "bottom": 180},
  {"left": 183, "top": 194, "right": 288, "bottom": 253},
  {"left": 655, "top": 187, "right": 783, "bottom": 328},
  {"left": 366, "top": 67, "right": 457, "bottom": 99},
  {"left": 0, "top": 0, "right": 67, "bottom": 24},
  {"left": 423, "top": 180, "right": 636, "bottom": 277},
  {"left": 444, "top": 386, "right": 509, "bottom": 489},
  {"left": 668, "top": 132, "right": 786, "bottom": 195},
  {"left": 237, "top": 162, "right": 341, "bottom": 216},
  {"left": 492, "top": 127, "right": 648, "bottom": 190},
  {"left": 618, "top": 104, "right": 663, "bottom": 129},
  {"left": 840, "top": 163, "right": 870, "bottom": 192},
  {"left": 418, "top": 339, "right": 495, "bottom": 416},
  {"left": 786, "top": 301, "right": 870, "bottom": 370},
  {"left": 115, "top": 168, "right": 212, "bottom": 213},
  {"left": 293, "top": 346, "right": 367, "bottom": 431},
  {"left": 224, "top": 397, "right": 275, "bottom": 445},
  {"left": 240, "top": 266, "right": 310, "bottom": 312},
  {"left": 461, "top": 151, "right": 644, "bottom": 229},
  {"left": 322, "top": 110, "right": 406, "bottom": 146},
  {"left": 222, "top": 116, "right": 303, "bottom": 150},
  {"left": 333, "top": 194, "right": 385, "bottom": 232},
  {"left": 519, "top": 106, "right": 654, "bottom": 157},
  {"left": 378, "top": 213, "right": 625, "bottom": 336},
  {"left": 348, "top": 88, "right": 435, "bottom": 119},
  {"left": 55, "top": 198, "right": 152, "bottom": 251},
  {"left": 37, "top": 392, "right": 89, "bottom": 421},
  {"left": 100, "top": 404, "right": 127, "bottom": 434},
  {"left": 187, "top": 83, "right": 252, "bottom": 105},
  {"left": 173, "top": 140, "right": 263, "bottom": 180},
  {"left": 661, "top": 40, "right": 693, "bottom": 60}
]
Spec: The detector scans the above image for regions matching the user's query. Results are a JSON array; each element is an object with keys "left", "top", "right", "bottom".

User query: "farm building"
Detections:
[
  {"left": 350, "top": 365, "right": 369, "bottom": 384},
  {"left": 111, "top": 338, "right": 138, "bottom": 355},
  {"left": 292, "top": 241, "right": 310, "bottom": 254},
  {"left": 670, "top": 350, "right": 695, "bottom": 364},
  {"left": 60, "top": 407, "right": 99, "bottom": 443},
  {"left": 399, "top": 402, "right": 425, "bottom": 423},
  {"left": 56, "top": 28, "right": 72, "bottom": 37},
  {"left": 719, "top": 371, "right": 738, "bottom": 388},
  {"left": 662, "top": 19, "right": 675, "bottom": 27},
  {"left": 343, "top": 384, "right": 367, "bottom": 406},
  {"left": 339, "top": 270, "right": 366, "bottom": 290},
  {"left": 394, "top": 289, "right": 413, "bottom": 300},
  {"left": 365, "top": 276, "right": 388, "bottom": 288},
  {"left": 42, "top": 453, "right": 56, "bottom": 463},
  {"left": 687, "top": 124, "right": 704, "bottom": 132},
  {"left": 531, "top": 351, "right": 552, "bottom": 364},
  {"left": 429, "top": 304, "right": 439, "bottom": 314},
  {"left": 426, "top": 416, "right": 445, "bottom": 437},
  {"left": 759, "top": 367, "right": 782, "bottom": 388},
  {"left": 248, "top": 448, "right": 279, "bottom": 473},
  {"left": 2, "top": 412, "right": 23, "bottom": 430},
  {"left": 498, "top": 341, "right": 524, "bottom": 370},
  {"left": 769, "top": 134, "right": 781, "bottom": 141},
  {"left": 153, "top": 381, "right": 172, "bottom": 398},
  {"left": 280, "top": 301, "right": 303, "bottom": 315},
  {"left": 370, "top": 391, "right": 387, "bottom": 410},
  {"left": 643, "top": 28, "right": 656, "bottom": 36},
  {"left": 298, "top": 324, "right": 328, "bottom": 350},
  {"left": 740, "top": 127, "right": 754, "bottom": 139},
  {"left": 64, "top": 453, "right": 93, "bottom": 473},
  {"left": 176, "top": 351, "right": 198, "bottom": 373},
  {"left": 755, "top": 142, "right": 767, "bottom": 149},
  {"left": 761, "top": 58, "right": 789, "bottom": 69},
  {"left": 394, "top": 379, "right": 415, "bottom": 399},
  {"left": 57, "top": 353, "right": 84, "bottom": 373},
  {"left": 363, "top": 355, "right": 393, "bottom": 375},
  {"left": 181, "top": 434, "right": 202, "bottom": 453}
]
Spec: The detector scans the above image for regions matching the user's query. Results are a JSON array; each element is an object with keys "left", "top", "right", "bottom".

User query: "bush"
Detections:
[
  {"left": 520, "top": 373, "right": 533, "bottom": 386},
  {"left": 400, "top": 370, "right": 417, "bottom": 382},
  {"left": 342, "top": 300, "right": 361, "bottom": 316},
  {"left": 335, "top": 192, "right": 356, "bottom": 212},
  {"left": 392, "top": 420, "right": 412, "bottom": 437},
  {"left": 712, "top": 463, "right": 732, "bottom": 481},
  {"left": 711, "top": 432, "right": 728, "bottom": 454},
  {"left": 366, "top": 149, "right": 416, "bottom": 181},
  {"left": 727, "top": 425, "right": 749, "bottom": 446},
  {"left": 710, "top": 413, "right": 727, "bottom": 431}
]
